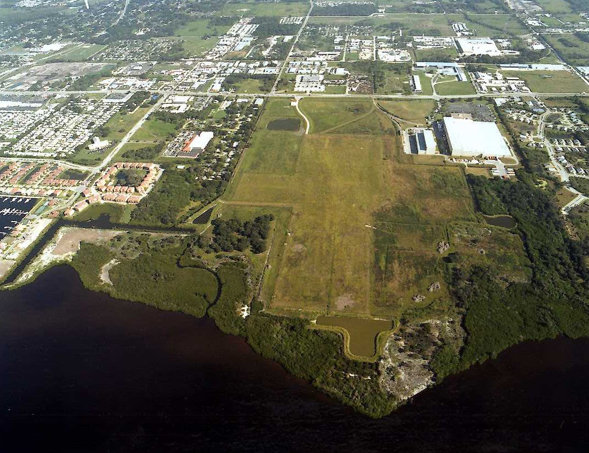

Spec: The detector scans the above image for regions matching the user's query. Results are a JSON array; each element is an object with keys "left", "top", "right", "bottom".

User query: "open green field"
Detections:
[
  {"left": 298, "top": 98, "right": 394, "bottom": 135},
  {"left": 309, "top": 13, "right": 461, "bottom": 36},
  {"left": 221, "top": 1, "right": 309, "bottom": 16},
  {"left": 501, "top": 70, "right": 588, "bottom": 93},
  {"left": 49, "top": 44, "right": 106, "bottom": 62},
  {"left": 463, "top": 14, "right": 530, "bottom": 37},
  {"left": 105, "top": 107, "right": 151, "bottom": 142},
  {"left": 131, "top": 118, "right": 178, "bottom": 142},
  {"left": 416, "top": 72, "right": 434, "bottom": 96},
  {"left": 222, "top": 98, "right": 478, "bottom": 321},
  {"left": 73, "top": 203, "right": 135, "bottom": 223},
  {"left": 434, "top": 77, "right": 476, "bottom": 96},
  {"left": 381, "top": 13, "right": 461, "bottom": 36},
  {"left": 377, "top": 99, "right": 435, "bottom": 125},
  {"left": 378, "top": 71, "right": 409, "bottom": 94},
  {"left": 172, "top": 19, "right": 231, "bottom": 57},
  {"left": 414, "top": 47, "right": 459, "bottom": 62},
  {"left": 542, "top": 33, "right": 589, "bottom": 66},
  {"left": 535, "top": 0, "right": 572, "bottom": 13}
]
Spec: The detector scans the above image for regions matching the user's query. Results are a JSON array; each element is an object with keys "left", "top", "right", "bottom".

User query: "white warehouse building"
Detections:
[{"left": 443, "top": 117, "right": 511, "bottom": 158}]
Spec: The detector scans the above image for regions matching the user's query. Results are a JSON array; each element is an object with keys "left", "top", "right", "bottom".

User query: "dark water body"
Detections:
[
  {"left": 1, "top": 266, "right": 589, "bottom": 453},
  {"left": 193, "top": 207, "right": 214, "bottom": 224},
  {"left": 267, "top": 118, "right": 301, "bottom": 131},
  {"left": 483, "top": 214, "right": 517, "bottom": 229}
]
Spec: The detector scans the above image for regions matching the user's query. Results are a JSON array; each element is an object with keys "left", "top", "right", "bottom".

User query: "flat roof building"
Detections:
[
  {"left": 409, "top": 128, "right": 437, "bottom": 155},
  {"left": 443, "top": 117, "right": 511, "bottom": 158},
  {"left": 456, "top": 38, "right": 501, "bottom": 56},
  {"left": 179, "top": 131, "right": 214, "bottom": 158},
  {"left": 412, "top": 74, "right": 422, "bottom": 92}
]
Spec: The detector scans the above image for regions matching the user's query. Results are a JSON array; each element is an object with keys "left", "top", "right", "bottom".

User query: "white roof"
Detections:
[
  {"left": 456, "top": 37, "right": 501, "bottom": 56},
  {"left": 444, "top": 117, "right": 511, "bottom": 157},
  {"left": 189, "top": 131, "right": 214, "bottom": 150}
]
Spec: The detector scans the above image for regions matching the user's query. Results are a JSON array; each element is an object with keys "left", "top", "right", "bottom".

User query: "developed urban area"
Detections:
[{"left": 2, "top": 0, "right": 589, "bottom": 419}]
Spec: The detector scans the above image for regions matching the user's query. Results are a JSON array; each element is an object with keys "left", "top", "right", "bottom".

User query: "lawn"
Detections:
[
  {"left": 377, "top": 99, "right": 435, "bottom": 125},
  {"left": 223, "top": 98, "right": 477, "bottom": 320},
  {"left": 435, "top": 79, "right": 476, "bottom": 96},
  {"left": 105, "top": 107, "right": 151, "bottom": 142},
  {"left": 416, "top": 72, "right": 434, "bottom": 95},
  {"left": 131, "top": 118, "right": 179, "bottom": 142},
  {"left": 501, "top": 70, "right": 588, "bottom": 93}
]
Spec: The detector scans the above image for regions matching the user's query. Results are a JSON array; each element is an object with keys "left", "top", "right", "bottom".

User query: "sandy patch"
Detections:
[
  {"left": 100, "top": 259, "right": 119, "bottom": 285},
  {"left": 335, "top": 293, "right": 356, "bottom": 311},
  {"left": 292, "top": 243, "right": 306, "bottom": 253},
  {"left": 53, "top": 228, "right": 121, "bottom": 257}
]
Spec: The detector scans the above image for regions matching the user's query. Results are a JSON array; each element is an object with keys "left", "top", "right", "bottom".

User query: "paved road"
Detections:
[
  {"left": 113, "top": 0, "right": 131, "bottom": 26},
  {"left": 271, "top": 0, "right": 314, "bottom": 93},
  {"left": 1, "top": 89, "right": 587, "bottom": 100}
]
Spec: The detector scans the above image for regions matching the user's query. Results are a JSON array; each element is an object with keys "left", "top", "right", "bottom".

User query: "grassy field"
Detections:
[
  {"left": 416, "top": 72, "right": 434, "bottom": 96},
  {"left": 221, "top": 1, "right": 309, "bottom": 16},
  {"left": 462, "top": 14, "right": 530, "bottom": 37},
  {"left": 298, "top": 98, "right": 376, "bottom": 134},
  {"left": 448, "top": 222, "right": 532, "bottom": 283},
  {"left": 105, "top": 107, "right": 151, "bottom": 142},
  {"left": 73, "top": 203, "right": 134, "bottom": 223},
  {"left": 172, "top": 19, "right": 231, "bottom": 57},
  {"left": 378, "top": 71, "right": 409, "bottom": 94},
  {"left": 222, "top": 98, "right": 478, "bottom": 321},
  {"left": 49, "top": 44, "right": 106, "bottom": 62},
  {"left": 377, "top": 99, "right": 435, "bottom": 125},
  {"left": 434, "top": 78, "right": 476, "bottom": 96},
  {"left": 131, "top": 118, "right": 178, "bottom": 142},
  {"left": 501, "top": 70, "right": 588, "bottom": 93},
  {"left": 414, "top": 47, "right": 459, "bottom": 62},
  {"left": 535, "top": 0, "right": 572, "bottom": 13},
  {"left": 542, "top": 33, "right": 589, "bottom": 66}
]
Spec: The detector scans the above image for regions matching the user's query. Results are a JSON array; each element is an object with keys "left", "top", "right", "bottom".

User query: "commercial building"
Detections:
[
  {"left": 180, "top": 131, "right": 214, "bottom": 158},
  {"left": 412, "top": 74, "right": 422, "bottom": 92},
  {"left": 455, "top": 38, "right": 502, "bottom": 56},
  {"left": 443, "top": 117, "right": 511, "bottom": 158},
  {"left": 408, "top": 128, "right": 437, "bottom": 155}
]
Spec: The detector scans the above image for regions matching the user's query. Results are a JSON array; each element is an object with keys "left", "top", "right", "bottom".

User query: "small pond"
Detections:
[
  {"left": 267, "top": 118, "right": 301, "bottom": 131},
  {"left": 316, "top": 316, "right": 392, "bottom": 357},
  {"left": 483, "top": 214, "right": 517, "bottom": 229},
  {"left": 193, "top": 207, "right": 214, "bottom": 224}
]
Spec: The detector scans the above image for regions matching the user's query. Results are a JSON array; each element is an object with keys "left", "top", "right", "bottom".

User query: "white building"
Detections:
[
  {"left": 456, "top": 38, "right": 502, "bottom": 56},
  {"left": 187, "top": 131, "right": 214, "bottom": 153},
  {"left": 443, "top": 117, "right": 511, "bottom": 158},
  {"left": 412, "top": 74, "right": 422, "bottom": 92},
  {"left": 88, "top": 136, "right": 109, "bottom": 151}
]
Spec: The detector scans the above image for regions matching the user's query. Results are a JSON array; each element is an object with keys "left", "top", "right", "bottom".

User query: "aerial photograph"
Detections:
[{"left": 1, "top": 0, "right": 589, "bottom": 451}]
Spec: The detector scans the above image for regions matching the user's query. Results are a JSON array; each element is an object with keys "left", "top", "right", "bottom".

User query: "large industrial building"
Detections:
[
  {"left": 443, "top": 117, "right": 511, "bottom": 158},
  {"left": 179, "top": 131, "right": 214, "bottom": 158},
  {"left": 455, "top": 37, "right": 502, "bottom": 56}
]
